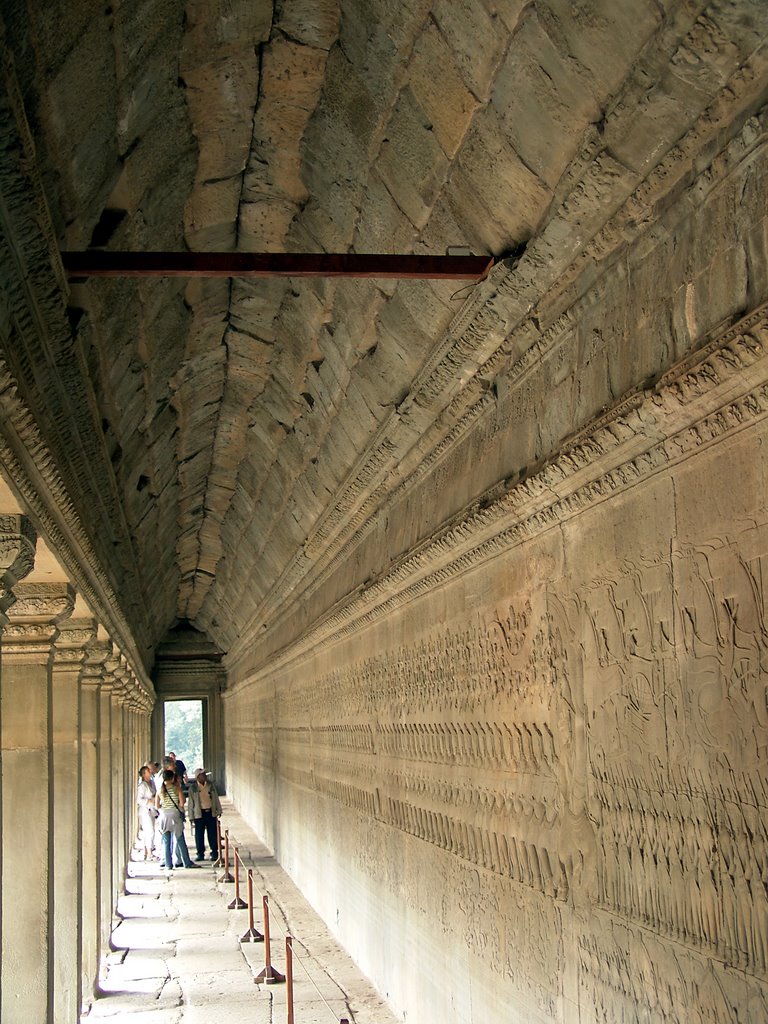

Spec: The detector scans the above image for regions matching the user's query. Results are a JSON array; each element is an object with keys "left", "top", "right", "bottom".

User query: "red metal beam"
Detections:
[{"left": 61, "top": 251, "right": 494, "bottom": 280}]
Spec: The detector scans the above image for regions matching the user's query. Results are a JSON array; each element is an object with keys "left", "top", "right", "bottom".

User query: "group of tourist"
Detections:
[{"left": 136, "top": 751, "right": 223, "bottom": 871}]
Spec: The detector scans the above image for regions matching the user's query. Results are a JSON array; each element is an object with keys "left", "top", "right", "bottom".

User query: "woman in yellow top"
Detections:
[{"left": 154, "top": 768, "right": 197, "bottom": 871}]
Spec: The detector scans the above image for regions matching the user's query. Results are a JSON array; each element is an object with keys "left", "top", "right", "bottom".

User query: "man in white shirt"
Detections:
[{"left": 187, "top": 769, "right": 222, "bottom": 861}]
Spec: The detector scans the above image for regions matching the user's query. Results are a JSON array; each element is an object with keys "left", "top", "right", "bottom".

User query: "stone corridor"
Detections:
[
  {"left": 84, "top": 801, "right": 396, "bottom": 1024},
  {"left": 2, "top": 1, "right": 768, "bottom": 1021}
]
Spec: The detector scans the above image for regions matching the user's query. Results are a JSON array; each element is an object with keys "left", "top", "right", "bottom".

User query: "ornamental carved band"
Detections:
[
  {"left": 0, "top": 513, "right": 36, "bottom": 618},
  {"left": 9, "top": 582, "right": 75, "bottom": 623}
]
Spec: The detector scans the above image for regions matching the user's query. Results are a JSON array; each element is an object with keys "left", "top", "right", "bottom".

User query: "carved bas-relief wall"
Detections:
[
  {"left": 220, "top": 11, "right": 768, "bottom": 1020},
  {"left": 227, "top": 392, "right": 768, "bottom": 1022},
  {"left": 224, "top": 103, "right": 768, "bottom": 1020}
]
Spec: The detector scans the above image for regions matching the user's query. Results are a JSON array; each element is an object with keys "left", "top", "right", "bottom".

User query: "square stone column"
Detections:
[
  {"left": 79, "top": 640, "right": 109, "bottom": 1010},
  {"left": 0, "top": 582, "right": 74, "bottom": 1024},
  {"left": 0, "top": 515, "right": 36, "bottom": 1022},
  {"left": 113, "top": 660, "right": 133, "bottom": 875},
  {"left": 51, "top": 618, "right": 95, "bottom": 1023},
  {"left": 98, "top": 672, "right": 117, "bottom": 952},
  {"left": 101, "top": 653, "right": 124, "bottom": 922}
]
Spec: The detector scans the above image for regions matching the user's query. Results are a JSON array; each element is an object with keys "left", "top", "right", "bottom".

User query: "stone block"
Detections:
[
  {"left": 43, "top": 18, "right": 119, "bottom": 211},
  {"left": 376, "top": 88, "right": 449, "bottom": 230},
  {"left": 449, "top": 105, "right": 552, "bottom": 251},
  {"left": 181, "top": 0, "right": 272, "bottom": 67},
  {"left": 238, "top": 198, "right": 299, "bottom": 251},
  {"left": 185, "top": 178, "right": 240, "bottom": 251},
  {"left": 338, "top": 0, "right": 432, "bottom": 101},
  {"left": 491, "top": 8, "right": 601, "bottom": 189},
  {"left": 119, "top": 106, "right": 196, "bottom": 235},
  {"left": 480, "top": 0, "right": 529, "bottom": 33},
  {"left": 534, "top": 0, "right": 661, "bottom": 98},
  {"left": 276, "top": 0, "right": 340, "bottom": 49},
  {"left": 432, "top": 0, "right": 507, "bottom": 101},
  {"left": 184, "top": 55, "right": 260, "bottom": 181},
  {"left": 354, "top": 169, "right": 417, "bottom": 254},
  {"left": 302, "top": 47, "right": 381, "bottom": 193},
  {"left": 229, "top": 302, "right": 281, "bottom": 351},
  {"left": 408, "top": 20, "right": 480, "bottom": 159},
  {"left": 418, "top": 191, "right": 484, "bottom": 258},
  {"left": 604, "top": 81, "right": 703, "bottom": 178}
]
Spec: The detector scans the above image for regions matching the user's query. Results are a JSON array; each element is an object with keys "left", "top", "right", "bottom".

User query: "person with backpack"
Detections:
[{"left": 154, "top": 768, "right": 198, "bottom": 871}]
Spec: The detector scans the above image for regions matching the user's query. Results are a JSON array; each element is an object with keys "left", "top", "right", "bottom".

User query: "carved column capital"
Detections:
[
  {"left": 0, "top": 513, "right": 36, "bottom": 623},
  {"left": 113, "top": 658, "right": 133, "bottom": 707},
  {"left": 134, "top": 685, "right": 154, "bottom": 714},
  {"left": 3, "top": 582, "right": 75, "bottom": 659},
  {"left": 80, "top": 638, "right": 112, "bottom": 690},
  {"left": 123, "top": 669, "right": 144, "bottom": 711},
  {"left": 100, "top": 647, "right": 123, "bottom": 698},
  {"left": 9, "top": 582, "right": 75, "bottom": 622},
  {"left": 53, "top": 617, "right": 97, "bottom": 666}
]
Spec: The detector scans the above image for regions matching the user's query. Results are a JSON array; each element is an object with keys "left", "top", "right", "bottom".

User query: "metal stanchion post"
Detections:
[
  {"left": 255, "top": 894, "right": 285, "bottom": 984},
  {"left": 240, "top": 868, "right": 264, "bottom": 942},
  {"left": 213, "top": 818, "right": 223, "bottom": 867},
  {"left": 218, "top": 828, "right": 234, "bottom": 883},
  {"left": 228, "top": 848, "right": 247, "bottom": 909},
  {"left": 286, "top": 936, "right": 294, "bottom": 1024}
]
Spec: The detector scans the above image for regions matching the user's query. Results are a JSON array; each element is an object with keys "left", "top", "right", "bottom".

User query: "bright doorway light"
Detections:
[{"left": 164, "top": 699, "right": 204, "bottom": 773}]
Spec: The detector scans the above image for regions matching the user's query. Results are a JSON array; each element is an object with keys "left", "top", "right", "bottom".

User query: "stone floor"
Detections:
[{"left": 82, "top": 800, "right": 399, "bottom": 1024}]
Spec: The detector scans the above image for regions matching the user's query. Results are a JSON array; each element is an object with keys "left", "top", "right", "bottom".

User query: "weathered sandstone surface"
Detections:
[{"left": 1, "top": 1, "right": 767, "bottom": 1021}]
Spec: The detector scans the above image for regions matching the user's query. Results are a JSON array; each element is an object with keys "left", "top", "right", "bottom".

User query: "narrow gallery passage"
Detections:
[{"left": 83, "top": 801, "right": 397, "bottom": 1024}]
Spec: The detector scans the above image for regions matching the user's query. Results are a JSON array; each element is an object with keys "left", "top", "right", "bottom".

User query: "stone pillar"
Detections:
[
  {"left": 0, "top": 582, "right": 74, "bottom": 1024},
  {"left": 123, "top": 674, "right": 144, "bottom": 860},
  {"left": 122, "top": 684, "right": 134, "bottom": 861},
  {"left": 51, "top": 617, "right": 95, "bottom": 1023},
  {"left": 103, "top": 653, "right": 125, "bottom": 914},
  {"left": 0, "top": 515, "right": 36, "bottom": 1018},
  {"left": 115, "top": 660, "right": 133, "bottom": 870},
  {"left": 98, "top": 662, "right": 117, "bottom": 948},
  {"left": 79, "top": 639, "right": 109, "bottom": 1008}
]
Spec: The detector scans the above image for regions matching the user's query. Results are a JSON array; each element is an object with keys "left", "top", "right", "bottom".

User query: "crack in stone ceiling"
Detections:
[{"left": 5, "top": 0, "right": 768, "bottom": 668}]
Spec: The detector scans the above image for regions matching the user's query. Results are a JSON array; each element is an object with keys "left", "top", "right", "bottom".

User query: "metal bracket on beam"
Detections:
[{"left": 61, "top": 251, "right": 495, "bottom": 281}]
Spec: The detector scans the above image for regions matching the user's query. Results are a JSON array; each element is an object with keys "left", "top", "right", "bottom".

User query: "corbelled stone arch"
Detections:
[{"left": 151, "top": 622, "right": 226, "bottom": 790}]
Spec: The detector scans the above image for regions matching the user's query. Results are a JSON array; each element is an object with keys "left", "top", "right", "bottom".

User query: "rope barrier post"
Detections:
[
  {"left": 227, "top": 848, "right": 247, "bottom": 909},
  {"left": 213, "top": 818, "right": 223, "bottom": 867},
  {"left": 218, "top": 828, "right": 234, "bottom": 883},
  {"left": 239, "top": 868, "right": 264, "bottom": 943},
  {"left": 286, "top": 936, "right": 294, "bottom": 1024},
  {"left": 255, "top": 894, "right": 285, "bottom": 984}
]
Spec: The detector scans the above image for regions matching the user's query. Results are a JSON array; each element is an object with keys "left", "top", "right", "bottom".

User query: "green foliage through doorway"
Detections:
[{"left": 164, "top": 700, "right": 203, "bottom": 773}]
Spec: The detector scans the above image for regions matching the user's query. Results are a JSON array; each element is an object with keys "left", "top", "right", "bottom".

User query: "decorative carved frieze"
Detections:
[
  {"left": 230, "top": 301, "right": 768, "bottom": 684},
  {"left": 0, "top": 513, "right": 36, "bottom": 621},
  {"left": 10, "top": 583, "right": 76, "bottom": 623},
  {"left": 238, "top": 504, "right": 768, "bottom": 1000},
  {"left": 0, "top": 356, "right": 154, "bottom": 696},
  {"left": 223, "top": 54, "right": 768, "bottom": 667},
  {"left": 3, "top": 582, "right": 74, "bottom": 658},
  {"left": 0, "top": 512, "right": 36, "bottom": 582}
]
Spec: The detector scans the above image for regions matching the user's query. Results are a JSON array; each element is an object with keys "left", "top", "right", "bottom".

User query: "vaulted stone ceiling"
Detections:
[{"left": 2, "top": 0, "right": 767, "bottom": 671}]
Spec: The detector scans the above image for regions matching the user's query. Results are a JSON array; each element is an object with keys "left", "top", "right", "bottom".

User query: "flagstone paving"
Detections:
[{"left": 82, "top": 800, "right": 398, "bottom": 1024}]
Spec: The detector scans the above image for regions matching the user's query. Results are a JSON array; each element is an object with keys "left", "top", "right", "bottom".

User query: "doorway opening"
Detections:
[{"left": 163, "top": 699, "right": 205, "bottom": 776}]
